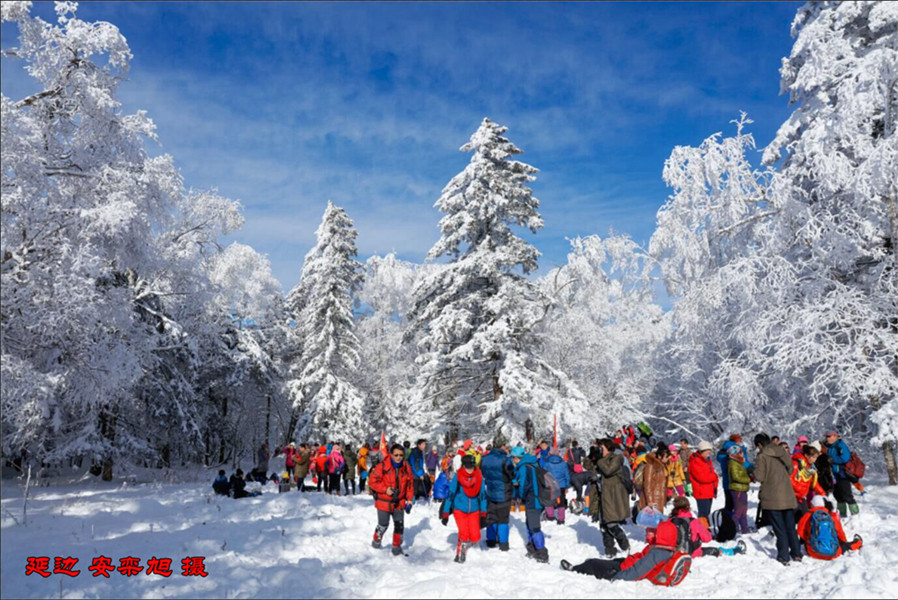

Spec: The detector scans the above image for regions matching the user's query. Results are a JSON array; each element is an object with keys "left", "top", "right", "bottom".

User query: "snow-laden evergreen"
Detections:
[
  {"left": 287, "top": 202, "right": 366, "bottom": 442},
  {"left": 408, "top": 118, "right": 588, "bottom": 443}
]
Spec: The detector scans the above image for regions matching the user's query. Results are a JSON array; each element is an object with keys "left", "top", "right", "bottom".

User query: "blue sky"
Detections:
[{"left": 2, "top": 2, "right": 802, "bottom": 291}]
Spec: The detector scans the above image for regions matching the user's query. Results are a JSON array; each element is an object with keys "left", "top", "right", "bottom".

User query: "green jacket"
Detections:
[{"left": 727, "top": 458, "right": 750, "bottom": 493}]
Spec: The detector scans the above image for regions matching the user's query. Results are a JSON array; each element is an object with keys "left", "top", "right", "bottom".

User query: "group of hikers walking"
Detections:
[{"left": 213, "top": 423, "right": 867, "bottom": 585}]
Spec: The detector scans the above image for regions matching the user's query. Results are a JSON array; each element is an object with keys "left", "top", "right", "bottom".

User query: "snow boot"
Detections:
[
  {"left": 372, "top": 525, "right": 387, "bottom": 549},
  {"left": 849, "top": 534, "right": 863, "bottom": 552},
  {"left": 499, "top": 542, "right": 510, "bottom": 552},
  {"left": 560, "top": 559, "right": 573, "bottom": 571},
  {"left": 391, "top": 533, "right": 404, "bottom": 556},
  {"left": 454, "top": 541, "right": 467, "bottom": 563},
  {"left": 485, "top": 540, "right": 498, "bottom": 549},
  {"left": 837, "top": 502, "right": 848, "bottom": 518},
  {"left": 736, "top": 540, "right": 747, "bottom": 555},
  {"left": 556, "top": 506, "right": 566, "bottom": 525},
  {"left": 849, "top": 503, "right": 859, "bottom": 516}
]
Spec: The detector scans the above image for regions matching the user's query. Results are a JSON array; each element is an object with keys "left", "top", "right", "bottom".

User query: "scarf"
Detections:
[{"left": 456, "top": 467, "right": 483, "bottom": 498}]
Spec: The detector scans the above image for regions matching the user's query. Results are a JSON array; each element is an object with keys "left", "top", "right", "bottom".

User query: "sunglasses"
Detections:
[{"left": 391, "top": 453, "right": 404, "bottom": 458}]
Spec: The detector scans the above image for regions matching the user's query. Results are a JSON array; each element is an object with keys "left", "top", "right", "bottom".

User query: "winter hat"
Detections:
[
  {"left": 476, "top": 445, "right": 484, "bottom": 453},
  {"left": 797, "top": 436, "right": 809, "bottom": 443},
  {"left": 463, "top": 439, "right": 473, "bottom": 451},
  {"left": 510, "top": 446, "right": 526, "bottom": 458},
  {"left": 655, "top": 521, "right": 678, "bottom": 548},
  {"left": 461, "top": 454, "right": 477, "bottom": 468},
  {"left": 668, "top": 444, "right": 679, "bottom": 454},
  {"left": 727, "top": 445, "right": 743, "bottom": 457},
  {"left": 729, "top": 434, "right": 742, "bottom": 443},
  {"left": 697, "top": 441, "right": 713, "bottom": 452},
  {"left": 811, "top": 496, "right": 826, "bottom": 508},
  {"left": 825, "top": 431, "right": 838, "bottom": 438},
  {"left": 809, "top": 441, "right": 823, "bottom": 452}
]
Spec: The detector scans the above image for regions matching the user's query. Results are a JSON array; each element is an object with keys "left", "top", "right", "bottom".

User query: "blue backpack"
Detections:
[
  {"left": 808, "top": 510, "right": 840, "bottom": 559},
  {"left": 432, "top": 472, "right": 450, "bottom": 501}
]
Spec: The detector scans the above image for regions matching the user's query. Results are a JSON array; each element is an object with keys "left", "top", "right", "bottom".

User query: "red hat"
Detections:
[
  {"left": 797, "top": 436, "right": 809, "bottom": 443},
  {"left": 655, "top": 521, "right": 678, "bottom": 548},
  {"left": 463, "top": 439, "right": 473, "bottom": 451}
]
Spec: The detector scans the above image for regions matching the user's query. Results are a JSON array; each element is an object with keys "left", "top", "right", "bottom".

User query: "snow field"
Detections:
[{"left": 2, "top": 476, "right": 898, "bottom": 599}]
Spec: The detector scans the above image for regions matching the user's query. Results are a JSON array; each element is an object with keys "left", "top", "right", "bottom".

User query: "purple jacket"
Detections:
[{"left": 425, "top": 451, "right": 440, "bottom": 472}]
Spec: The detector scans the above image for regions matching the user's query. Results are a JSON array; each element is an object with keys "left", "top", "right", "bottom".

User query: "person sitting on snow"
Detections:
[
  {"left": 212, "top": 469, "right": 229, "bottom": 496},
  {"left": 797, "top": 496, "right": 863, "bottom": 560},
  {"left": 668, "top": 496, "right": 746, "bottom": 558},
  {"left": 229, "top": 469, "right": 252, "bottom": 499}
]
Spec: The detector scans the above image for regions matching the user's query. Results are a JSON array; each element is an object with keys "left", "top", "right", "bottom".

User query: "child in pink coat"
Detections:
[{"left": 669, "top": 497, "right": 746, "bottom": 558}]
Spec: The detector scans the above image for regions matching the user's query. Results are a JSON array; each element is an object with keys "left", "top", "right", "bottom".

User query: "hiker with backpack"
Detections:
[
  {"left": 596, "top": 438, "right": 632, "bottom": 557},
  {"left": 368, "top": 443, "right": 415, "bottom": 556},
  {"left": 668, "top": 496, "right": 746, "bottom": 558},
  {"left": 726, "top": 445, "right": 752, "bottom": 535},
  {"left": 541, "top": 446, "right": 571, "bottom": 525},
  {"left": 688, "top": 441, "right": 718, "bottom": 529},
  {"left": 717, "top": 434, "right": 752, "bottom": 512},
  {"left": 481, "top": 442, "right": 515, "bottom": 551},
  {"left": 824, "top": 431, "right": 861, "bottom": 518},
  {"left": 754, "top": 432, "right": 803, "bottom": 566},
  {"left": 797, "top": 496, "right": 863, "bottom": 560},
  {"left": 409, "top": 439, "right": 431, "bottom": 501},
  {"left": 440, "top": 454, "right": 488, "bottom": 563},
  {"left": 560, "top": 520, "right": 692, "bottom": 586},
  {"left": 510, "top": 445, "right": 550, "bottom": 563},
  {"left": 791, "top": 445, "right": 826, "bottom": 521}
]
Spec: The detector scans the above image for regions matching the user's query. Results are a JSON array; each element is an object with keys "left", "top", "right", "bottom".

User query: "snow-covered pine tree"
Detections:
[
  {"left": 408, "top": 118, "right": 588, "bottom": 443},
  {"left": 288, "top": 201, "right": 366, "bottom": 442},
  {"left": 761, "top": 1, "right": 898, "bottom": 482}
]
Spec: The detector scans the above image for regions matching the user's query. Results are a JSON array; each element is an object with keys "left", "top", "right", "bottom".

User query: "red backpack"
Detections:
[
  {"left": 845, "top": 452, "right": 866, "bottom": 480},
  {"left": 647, "top": 553, "right": 692, "bottom": 587}
]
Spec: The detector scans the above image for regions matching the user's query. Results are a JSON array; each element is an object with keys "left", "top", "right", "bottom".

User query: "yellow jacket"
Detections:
[{"left": 667, "top": 459, "right": 686, "bottom": 488}]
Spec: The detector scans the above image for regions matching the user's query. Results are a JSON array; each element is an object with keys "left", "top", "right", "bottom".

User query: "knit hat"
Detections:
[
  {"left": 825, "top": 431, "right": 838, "bottom": 438},
  {"left": 727, "top": 445, "right": 743, "bottom": 457},
  {"left": 510, "top": 446, "right": 526, "bottom": 458},
  {"left": 697, "top": 440, "right": 713, "bottom": 452},
  {"left": 463, "top": 439, "right": 473, "bottom": 451},
  {"left": 811, "top": 496, "right": 826, "bottom": 508},
  {"left": 809, "top": 440, "right": 823, "bottom": 452},
  {"left": 668, "top": 444, "right": 679, "bottom": 453},
  {"left": 797, "top": 435, "right": 809, "bottom": 443},
  {"left": 461, "top": 454, "right": 477, "bottom": 468}
]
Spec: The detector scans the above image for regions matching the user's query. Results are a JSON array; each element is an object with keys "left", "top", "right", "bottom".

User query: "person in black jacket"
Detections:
[
  {"left": 212, "top": 469, "right": 229, "bottom": 496},
  {"left": 230, "top": 469, "right": 251, "bottom": 499}
]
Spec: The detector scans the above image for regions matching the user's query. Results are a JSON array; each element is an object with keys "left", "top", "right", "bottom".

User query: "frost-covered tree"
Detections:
[
  {"left": 1, "top": 2, "right": 245, "bottom": 478},
  {"left": 355, "top": 253, "right": 420, "bottom": 435},
  {"left": 287, "top": 202, "right": 366, "bottom": 442},
  {"left": 760, "top": 1, "right": 898, "bottom": 481},
  {"left": 541, "top": 235, "right": 666, "bottom": 434},
  {"left": 408, "top": 118, "right": 587, "bottom": 443}
]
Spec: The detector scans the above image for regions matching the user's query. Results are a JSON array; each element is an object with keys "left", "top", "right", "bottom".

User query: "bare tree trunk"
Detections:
[
  {"left": 884, "top": 441, "right": 898, "bottom": 486},
  {"left": 99, "top": 407, "right": 117, "bottom": 481}
]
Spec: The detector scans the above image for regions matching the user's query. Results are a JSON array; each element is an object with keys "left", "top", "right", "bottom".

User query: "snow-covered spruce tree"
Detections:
[
  {"left": 761, "top": 1, "right": 898, "bottom": 482},
  {"left": 1, "top": 2, "right": 245, "bottom": 478},
  {"left": 407, "top": 118, "right": 588, "bottom": 444},
  {"left": 287, "top": 202, "right": 366, "bottom": 442},
  {"left": 540, "top": 235, "right": 667, "bottom": 434},
  {"left": 355, "top": 253, "right": 420, "bottom": 436}
]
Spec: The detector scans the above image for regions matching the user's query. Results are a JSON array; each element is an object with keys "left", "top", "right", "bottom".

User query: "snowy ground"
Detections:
[{"left": 2, "top": 471, "right": 897, "bottom": 599}]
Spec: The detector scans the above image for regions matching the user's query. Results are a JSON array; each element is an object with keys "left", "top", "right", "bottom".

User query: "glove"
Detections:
[
  {"left": 405, "top": 502, "right": 413, "bottom": 514},
  {"left": 480, "top": 511, "right": 488, "bottom": 529},
  {"left": 441, "top": 515, "right": 449, "bottom": 526}
]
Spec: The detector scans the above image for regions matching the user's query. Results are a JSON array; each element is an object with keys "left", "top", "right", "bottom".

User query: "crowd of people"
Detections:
[{"left": 211, "top": 424, "right": 867, "bottom": 583}]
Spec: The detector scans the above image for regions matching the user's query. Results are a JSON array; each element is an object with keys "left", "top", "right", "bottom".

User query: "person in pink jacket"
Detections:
[{"left": 668, "top": 497, "right": 745, "bottom": 558}]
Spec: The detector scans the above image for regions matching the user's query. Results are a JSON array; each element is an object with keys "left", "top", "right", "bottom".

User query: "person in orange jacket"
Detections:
[
  {"left": 792, "top": 445, "right": 826, "bottom": 521},
  {"left": 368, "top": 443, "right": 415, "bottom": 556},
  {"left": 797, "top": 496, "right": 863, "bottom": 560},
  {"left": 314, "top": 445, "right": 329, "bottom": 492}
]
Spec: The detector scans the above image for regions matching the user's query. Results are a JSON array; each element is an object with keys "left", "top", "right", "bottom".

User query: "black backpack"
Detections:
[
  {"left": 525, "top": 463, "right": 559, "bottom": 508},
  {"left": 711, "top": 509, "right": 736, "bottom": 543},
  {"left": 669, "top": 516, "right": 700, "bottom": 554},
  {"left": 620, "top": 460, "right": 635, "bottom": 494}
]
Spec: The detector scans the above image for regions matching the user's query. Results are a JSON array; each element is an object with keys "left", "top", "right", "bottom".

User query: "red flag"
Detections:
[
  {"left": 553, "top": 414, "right": 558, "bottom": 448},
  {"left": 380, "top": 430, "right": 389, "bottom": 459}
]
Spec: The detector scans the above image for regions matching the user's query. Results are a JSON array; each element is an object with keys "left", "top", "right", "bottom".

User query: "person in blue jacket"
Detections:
[
  {"left": 409, "top": 439, "right": 430, "bottom": 501},
  {"left": 717, "top": 434, "right": 753, "bottom": 512},
  {"left": 824, "top": 430, "right": 858, "bottom": 517},
  {"left": 511, "top": 446, "right": 549, "bottom": 563},
  {"left": 440, "top": 454, "right": 488, "bottom": 563},
  {"left": 541, "top": 446, "right": 571, "bottom": 525},
  {"left": 481, "top": 442, "right": 515, "bottom": 550}
]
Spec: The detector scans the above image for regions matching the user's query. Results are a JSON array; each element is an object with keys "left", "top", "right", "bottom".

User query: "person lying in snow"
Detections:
[
  {"left": 559, "top": 520, "right": 691, "bottom": 584},
  {"left": 796, "top": 496, "right": 863, "bottom": 560}
]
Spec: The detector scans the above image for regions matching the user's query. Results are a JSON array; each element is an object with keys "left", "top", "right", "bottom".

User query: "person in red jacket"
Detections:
[
  {"left": 688, "top": 440, "right": 719, "bottom": 528},
  {"left": 368, "top": 443, "right": 415, "bottom": 556},
  {"left": 315, "top": 445, "right": 328, "bottom": 492},
  {"left": 797, "top": 496, "right": 863, "bottom": 560}
]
